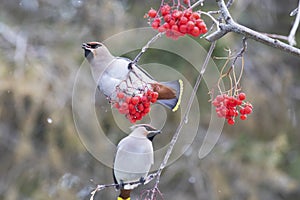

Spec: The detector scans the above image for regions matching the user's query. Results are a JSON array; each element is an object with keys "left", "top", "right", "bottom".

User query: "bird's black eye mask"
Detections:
[
  {"left": 89, "top": 43, "right": 102, "bottom": 49},
  {"left": 82, "top": 42, "right": 102, "bottom": 59}
]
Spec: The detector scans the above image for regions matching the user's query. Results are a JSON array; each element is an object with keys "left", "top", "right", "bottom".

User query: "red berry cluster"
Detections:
[
  {"left": 113, "top": 90, "right": 159, "bottom": 123},
  {"left": 146, "top": 4, "right": 208, "bottom": 39},
  {"left": 212, "top": 92, "right": 253, "bottom": 125}
]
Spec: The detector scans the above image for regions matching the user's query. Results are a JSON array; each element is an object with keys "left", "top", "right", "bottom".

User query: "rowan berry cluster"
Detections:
[
  {"left": 113, "top": 89, "right": 159, "bottom": 123},
  {"left": 212, "top": 92, "right": 253, "bottom": 125},
  {"left": 146, "top": 4, "right": 208, "bottom": 39}
]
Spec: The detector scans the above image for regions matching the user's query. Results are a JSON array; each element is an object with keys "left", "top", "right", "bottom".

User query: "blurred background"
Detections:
[{"left": 1, "top": 0, "right": 300, "bottom": 199}]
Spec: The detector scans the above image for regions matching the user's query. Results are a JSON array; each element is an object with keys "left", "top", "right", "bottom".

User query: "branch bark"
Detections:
[
  {"left": 288, "top": 0, "right": 300, "bottom": 46},
  {"left": 206, "top": 0, "right": 300, "bottom": 57}
]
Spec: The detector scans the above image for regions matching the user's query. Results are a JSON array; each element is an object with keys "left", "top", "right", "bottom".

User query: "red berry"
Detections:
[
  {"left": 172, "top": 10, "right": 182, "bottom": 19},
  {"left": 129, "top": 117, "right": 136, "bottom": 123},
  {"left": 131, "top": 96, "right": 139, "bottom": 105},
  {"left": 226, "top": 108, "right": 235, "bottom": 117},
  {"left": 147, "top": 89, "right": 152, "bottom": 95},
  {"left": 184, "top": 10, "right": 192, "bottom": 18},
  {"left": 144, "top": 107, "right": 150, "bottom": 113},
  {"left": 212, "top": 99, "right": 220, "bottom": 107},
  {"left": 240, "top": 115, "right": 247, "bottom": 120},
  {"left": 125, "top": 97, "right": 131, "bottom": 104},
  {"left": 216, "top": 111, "right": 223, "bottom": 118},
  {"left": 128, "top": 103, "right": 135, "bottom": 111},
  {"left": 171, "top": 24, "right": 179, "bottom": 32},
  {"left": 158, "top": 26, "right": 166, "bottom": 32},
  {"left": 240, "top": 108, "right": 245, "bottom": 115},
  {"left": 221, "top": 107, "right": 227, "bottom": 116},
  {"left": 227, "top": 118, "right": 235, "bottom": 125},
  {"left": 183, "top": 0, "right": 189, "bottom": 4},
  {"left": 191, "top": 12, "right": 200, "bottom": 20},
  {"left": 161, "top": 4, "right": 171, "bottom": 16},
  {"left": 216, "top": 95, "right": 224, "bottom": 102},
  {"left": 151, "top": 98, "right": 157, "bottom": 103},
  {"left": 141, "top": 111, "right": 146, "bottom": 117},
  {"left": 151, "top": 21, "right": 160, "bottom": 29},
  {"left": 165, "top": 30, "right": 173, "bottom": 38},
  {"left": 137, "top": 104, "right": 144, "bottom": 112},
  {"left": 143, "top": 102, "right": 150, "bottom": 108},
  {"left": 117, "top": 92, "right": 125, "bottom": 99},
  {"left": 119, "top": 102, "right": 129, "bottom": 114},
  {"left": 141, "top": 96, "right": 148, "bottom": 103},
  {"left": 179, "top": 17, "right": 188, "bottom": 25},
  {"left": 164, "top": 14, "right": 172, "bottom": 22},
  {"left": 238, "top": 92, "right": 246, "bottom": 101},
  {"left": 179, "top": 25, "right": 188, "bottom": 33},
  {"left": 130, "top": 108, "right": 136, "bottom": 114},
  {"left": 135, "top": 112, "right": 141, "bottom": 119},
  {"left": 236, "top": 99, "right": 242, "bottom": 106},
  {"left": 114, "top": 102, "right": 120, "bottom": 109},
  {"left": 121, "top": 102, "right": 128, "bottom": 110},
  {"left": 152, "top": 92, "right": 159, "bottom": 99},
  {"left": 186, "top": 21, "right": 195, "bottom": 32},
  {"left": 244, "top": 106, "right": 252, "bottom": 114},
  {"left": 200, "top": 25, "right": 207, "bottom": 34},
  {"left": 195, "top": 19, "right": 204, "bottom": 27},
  {"left": 148, "top": 9, "right": 157, "bottom": 18},
  {"left": 162, "top": 22, "right": 170, "bottom": 29},
  {"left": 190, "top": 26, "right": 200, "bottom": 37},
  {"left": 154, "top": 18, "right": 161, "bottom": 23},
  {"left": 168, "top": 19, "right": 176, "bottom": 26}
]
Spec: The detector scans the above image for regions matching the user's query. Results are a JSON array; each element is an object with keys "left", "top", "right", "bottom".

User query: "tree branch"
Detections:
[
  {"left": 205, "top": 0, "right": 300, "bottom": 57},
  {"left": 149, "top": 41, "right": 217, "bottom": 200},
  {"left": 288, "top": 0, "right": 300, "bottom": 46}
]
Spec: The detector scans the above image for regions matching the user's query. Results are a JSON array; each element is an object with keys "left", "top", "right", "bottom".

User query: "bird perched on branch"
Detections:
[
  {"left": 82, "top": 41, "right": 183, "bottom": 111},
  {"left": 113, "top": 124, "right": 161, "bottom": 200}
]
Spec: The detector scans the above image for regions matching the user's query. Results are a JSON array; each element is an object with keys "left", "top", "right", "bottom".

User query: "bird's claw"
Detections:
[{"left": 139, "top": 177, "right": 146, "bottom": 185}]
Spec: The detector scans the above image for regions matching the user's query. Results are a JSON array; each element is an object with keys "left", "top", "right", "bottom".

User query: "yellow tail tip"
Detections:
[
  {"left": 172, "top": 79, "right": 183, "bottom": 112},
  {"left": 117, "top": 197, "right": 130, "bottom": 200}
]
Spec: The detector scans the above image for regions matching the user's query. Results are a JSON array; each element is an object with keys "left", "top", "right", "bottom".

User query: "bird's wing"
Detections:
[
  {"left": 118, "top": 57, "right": 156, "bottom": 81},
  {"left": 114, "top": 137, "right": 153, "bottom": 174}
]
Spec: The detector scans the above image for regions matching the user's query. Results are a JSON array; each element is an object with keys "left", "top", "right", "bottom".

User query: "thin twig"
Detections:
[
  {"left": 190, "top": 0, "right": 205, "bottom": 10},
  {"left": 232, "top": 37, "right": 247, "bottom": 66},
  {"left": 132, "top": 33, "right": 164, "bottom": 64},
  {"left": 149, "top": 41, "right": 217, "bottom": 200},
  {"left": 261, "top": 33, "right": 289, "bottom": 42},
  {"left": 288, "top": 0, "right": 300, "bottom": 46}
]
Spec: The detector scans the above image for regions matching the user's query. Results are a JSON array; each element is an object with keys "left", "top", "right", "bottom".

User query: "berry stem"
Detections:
[{"left": 131, "top": 32, "right": 164, "bottom": 64}]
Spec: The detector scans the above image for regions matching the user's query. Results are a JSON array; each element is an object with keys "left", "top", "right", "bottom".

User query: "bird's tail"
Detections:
[
  {"left": 157, "top": 79, "right": 183, "bottom": 112},
  {"left": 118, "top": 189, "right": 131, "bottom": 200}
]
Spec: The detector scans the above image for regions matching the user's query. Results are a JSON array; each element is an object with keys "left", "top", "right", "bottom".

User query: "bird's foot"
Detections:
[
  {"left": 128, "top": 62, "right": 133, "bottom": 70},
  {"left": 139, "top": 177, "right": 146, "bottom": 185},
  {"left": 119, "top": 180, "right": 125, "bottom": 189}
]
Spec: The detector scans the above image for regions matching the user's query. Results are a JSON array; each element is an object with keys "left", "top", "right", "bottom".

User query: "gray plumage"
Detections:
[{"left": 113, "top": 124, "right": 161, "bottom": 190}]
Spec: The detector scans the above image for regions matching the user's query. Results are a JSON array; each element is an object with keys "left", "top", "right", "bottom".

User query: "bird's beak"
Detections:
[
  {"left": 82, "top": 43, "right": 93, "bottom": 59},
  {"left": 147, "top": 130, "right": 161, "bottom": 141},
  {"left": 82, "top": 43, "right": 90, "bottom": 50}
]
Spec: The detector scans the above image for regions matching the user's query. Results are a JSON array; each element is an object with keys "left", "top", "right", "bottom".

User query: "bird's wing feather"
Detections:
[{"left": 117, "top": 57, "right": 155, "bottom": 81}]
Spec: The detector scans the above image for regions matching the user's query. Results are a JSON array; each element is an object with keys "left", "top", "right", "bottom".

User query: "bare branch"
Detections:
[
  {"left": 206, "top": 0, "right": 300, "bottom": 57},
  {"left": 288, "top": 0, "right": 300, "bottom": 46},
  {"left": 150, "top": 41, "right": 217, "bottom": 200},
  {"left": 132, "top": 32, "right": 164, "bottom": 64},
  {"left": 89, "top": 173, "right": 157, "bottom": 200}
]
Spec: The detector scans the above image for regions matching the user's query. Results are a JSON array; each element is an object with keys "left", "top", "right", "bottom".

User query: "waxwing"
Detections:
[
  {"left": 113, "top": 124, "right": 161, "bottom": 200},
  {"left": 82, "top": 42, "right": 183, "bottom": 111}
]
